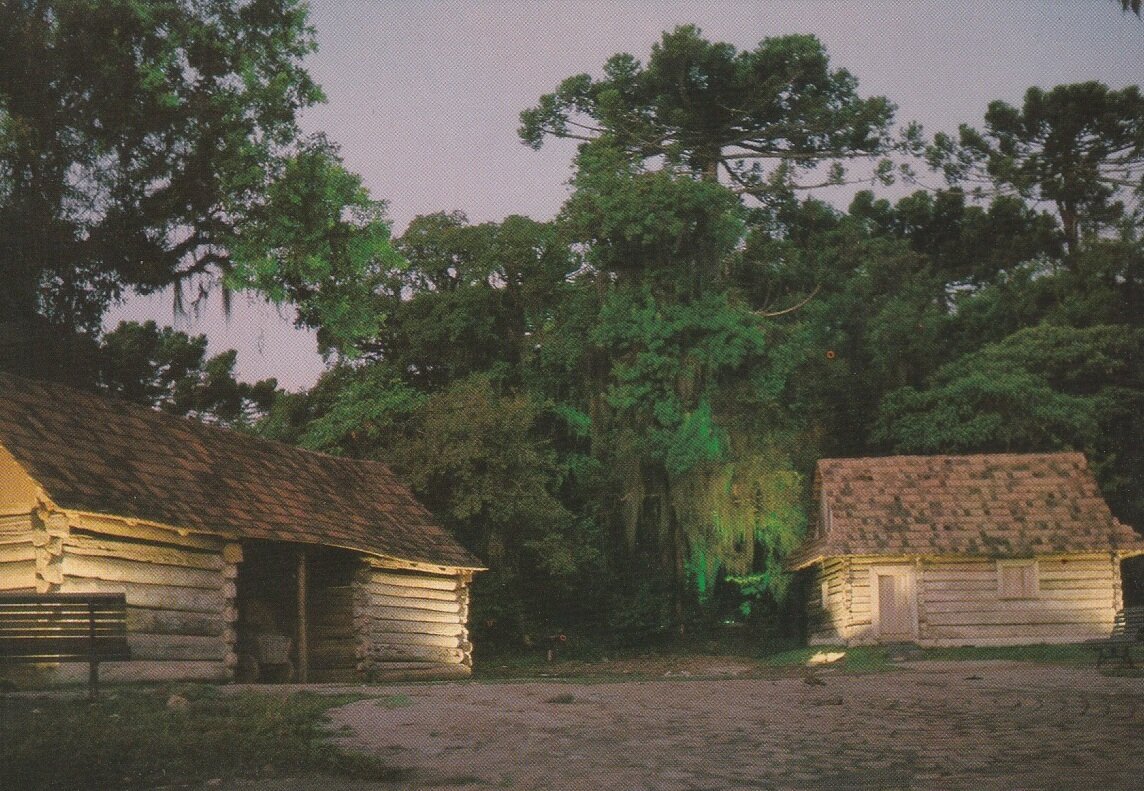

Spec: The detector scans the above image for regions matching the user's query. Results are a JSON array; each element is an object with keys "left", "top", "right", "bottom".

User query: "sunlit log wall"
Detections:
[
  {"left": 806, "top": 557, "right": 849, "bottom": 645},
  {"left": 30, "top": 511, "right": 238, "bottom": 683},
  {"left": 0, "top": 513, "right": 36, "bottom": 592},
  {"left": 808, "top": 553, "right": 1121, "bottom": 647},
  {"left": 353, "top": 560, "right": 474, "bottom": 680}
]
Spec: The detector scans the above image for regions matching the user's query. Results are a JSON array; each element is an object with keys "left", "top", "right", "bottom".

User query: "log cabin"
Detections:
[
  {"left": 0, "top": 372, "right": 484, "bottom": 684},
  {"left": 788, "top": 453, "right": 1144, "bottom": 647}
]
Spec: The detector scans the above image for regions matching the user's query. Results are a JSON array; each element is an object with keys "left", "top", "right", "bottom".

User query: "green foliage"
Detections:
[
  {"left": 562, "top": 144, "right": 744, "bottom": 284},
  {"left": 877, "top": 324, "right": 1142, "bottom": 452},
  {"left": 360, "top": 211, "right": 574, "bottom": 388},
  {"left": 676, "top": 451, "right": 806, "bottom": 602},
  {"left": 592, "top": 288, "right": 769, "bottom": 468},
  {"left": 389, "top": 375, "right": 605, "bottom": 643},
  {"left": 928, "top": 81, "right": 1144, "bottom": 253},
  {"left": 521, "top": 25, "right": 894, "bottom": 195},
  {"left": 98, "top": 320, "right": 278, "bottom": 425},
  {"left": 289, "top": 364, "right": 425, "bottom": 456},
  {"left": 247, "top": 31, "right": 1144, "bottom": 646},
  {"left": 0, "top": 0, "right": 323, "bottom": 335},
  {"left": 877, "top": 324, "right": 1144, "bottom": 526},
  {"left": 228, "top": 136, "right": 403, "bottom": 354}
]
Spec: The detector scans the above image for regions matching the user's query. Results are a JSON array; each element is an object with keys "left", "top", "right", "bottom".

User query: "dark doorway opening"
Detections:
[
  {"left": 1122, "top": 555, "right": 1144, "bottom": 607},
  {"left": 235, "top": 542, "right": 359, "bottom": 682}
]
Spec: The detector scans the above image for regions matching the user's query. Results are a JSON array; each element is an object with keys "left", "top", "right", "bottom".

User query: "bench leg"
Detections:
[{"left": 89, "top": 660, "right": 99, "bottom": 699}]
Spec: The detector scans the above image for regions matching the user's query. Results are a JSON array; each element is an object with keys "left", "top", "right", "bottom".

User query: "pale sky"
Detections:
[{"left": 107, "top": 1, "right": 1144, "bottom": 390}]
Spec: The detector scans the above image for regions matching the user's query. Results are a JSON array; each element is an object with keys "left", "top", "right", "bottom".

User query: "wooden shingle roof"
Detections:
[
  {"left": 0, "top": 373, "right": 483, "bottom": 570},
  {"left": 787, "top": 452, "right": 1144, "bottom": 569}
]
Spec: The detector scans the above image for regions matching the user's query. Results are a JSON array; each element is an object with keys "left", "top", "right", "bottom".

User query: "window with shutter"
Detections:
[{"left": 998, "top": 561, "right": 1038, "bottom": 599}]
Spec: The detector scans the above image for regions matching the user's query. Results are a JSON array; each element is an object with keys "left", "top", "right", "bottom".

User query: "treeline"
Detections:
[
  {"left": 2, "top": 7, "right": 1141, "bottom": 648},
  {"left": 258, "top": 30, "right": 1144, "bottom": 646}
]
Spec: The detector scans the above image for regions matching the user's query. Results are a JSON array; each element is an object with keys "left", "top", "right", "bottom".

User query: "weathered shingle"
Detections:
[
  {"left": 787, "top": 452, "right": 1143, "bottom": 569},
  {"left": 0, "top": 373, "right": 483, "bottom": 569}
]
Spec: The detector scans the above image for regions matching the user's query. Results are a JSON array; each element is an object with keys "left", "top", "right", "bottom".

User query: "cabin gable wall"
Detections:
[{"left": 0, "top": 442, "right": 39, "bottom": 517}]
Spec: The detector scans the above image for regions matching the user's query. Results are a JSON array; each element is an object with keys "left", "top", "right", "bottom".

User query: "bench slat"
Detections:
[{"left": 0, "top": 593, "right": 130, "bottom": 666}]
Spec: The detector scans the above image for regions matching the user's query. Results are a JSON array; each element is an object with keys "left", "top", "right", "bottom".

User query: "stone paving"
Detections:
[{"left": 222, "top": 661, "right": 1143, "bottom": 791}]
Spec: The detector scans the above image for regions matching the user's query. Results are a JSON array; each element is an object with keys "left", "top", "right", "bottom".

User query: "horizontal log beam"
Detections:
[
  {"left": 925, "top": 607, "right": 1113, "bottom": 627},
  {"left": 364, "top": 593, "right": 461, "bottom": 615},
  {"left": 62, "top": 555, "right": 224, "bottom": 590},
  {"left": 365, "top": 630, "right": 462, "bottom": 649},
  {"left": 60, "top": 579, "right": 226, "bottom": 614},
  {"left": 0, "top": 531, "right": 34, "bottom": 546},
  {"left": 364, "top": 582, "right": 459, "bottom": 602},
  {"left": 370, "top": 571, "right": 459, "bottom": 592},
  {"left": 365, "top": 643, "right": 465, "bottom": 664},
  {"left": 0, "top": 560, "right": 36, "bottom": 590},
  {"left": 370, "top": 619, "right": 464, "bottom": 637},
  {"left": 129, "top": 633, "right": 226, "bottom": 661},
  {"left": 66, "top": 515, "right": 223, "bottom": 551},
  {"left": 367, "top": 556, "right": 471, "bottom": 575},
  {"left": 363, "top": 605, "right": 463, "bottom": 624},
  {"left": 64, "top": 534, "right": 224, "bottom": 571},
  {"left": 923, "top": 590, "right": 1113, "bottom": 608},
  {"left": 0, "top": 543, "right": 35, "bottom": 564},
  {"left": 127, "top": 607, "right": 225, "bottom": 637}
]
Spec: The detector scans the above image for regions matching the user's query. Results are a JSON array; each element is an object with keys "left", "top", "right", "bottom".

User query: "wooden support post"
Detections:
[{"left": 296, "top": 547, "right": 308, "bottom": 683}]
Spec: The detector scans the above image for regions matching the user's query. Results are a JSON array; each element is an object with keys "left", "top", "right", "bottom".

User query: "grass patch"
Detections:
[
  {"left": 0, "top": 685, "right": 409, "bottom": 790},
  {"left": 375, "top": 693, "right": 413, "bottom": 709},
  {"left": 916, "top": 643, "right": 1096, "bottom": 665},
  {"left": 437, "top": 774, "right": 488, "bottom": 785}
]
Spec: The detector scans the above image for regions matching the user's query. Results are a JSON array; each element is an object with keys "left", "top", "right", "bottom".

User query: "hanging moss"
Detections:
[{"left": 671, "top": 447, "right": 807, "bottom": 603}]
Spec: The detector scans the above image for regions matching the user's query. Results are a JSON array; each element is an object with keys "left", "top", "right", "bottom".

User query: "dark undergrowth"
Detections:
[{"left": 0, "top": 684, "right": 408, "bottom": 790}]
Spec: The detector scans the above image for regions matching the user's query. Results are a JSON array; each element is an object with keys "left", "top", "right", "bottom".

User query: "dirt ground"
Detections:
[{"left": 221, "top": 659, "right": 1143, "bottom": 791}]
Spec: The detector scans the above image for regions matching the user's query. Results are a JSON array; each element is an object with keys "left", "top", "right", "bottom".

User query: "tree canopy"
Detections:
[
  {"left": 927, "top": 82, "right": 1144, "bottom": 254},
  {"left": 0, "top": 0, "right": 326, "bottom": 334},
  {"left": 520, "top": 25, "right": 898, "bottom": 198}
]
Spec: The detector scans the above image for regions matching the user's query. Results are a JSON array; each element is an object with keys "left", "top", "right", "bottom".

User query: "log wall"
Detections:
[
  {"left": 918, "top": 554, "right": 1117, "bottom": 646},
  {"left": 40, "top": 511, "right": 236, "bottom": 683},
  {"left": 806, "top": 558, "right": 848, "bottom": 645},
  {"left": 3, "top": 506, "right": 479, "bottom": 685},
  {"left": 353, "top": 562, "right": 473, "bottom": 680},
  {"left": 305, "top": 549, "right": 359, "bottom": 682},
  {"left": 0, "top": 513, "right": 36, "bottom": 592},
  {"left": 834, "top": 553, "right": 1120, "bottom": 647}
]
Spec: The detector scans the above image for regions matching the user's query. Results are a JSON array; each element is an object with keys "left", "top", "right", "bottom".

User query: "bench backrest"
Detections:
[{"left": 0, "top": 593, "right": 130, "bottom": 662}]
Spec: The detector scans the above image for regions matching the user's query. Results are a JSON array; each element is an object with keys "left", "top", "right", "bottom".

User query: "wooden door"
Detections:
[{"left": 877, "top": 572, "right": 913, "bottom": 640}]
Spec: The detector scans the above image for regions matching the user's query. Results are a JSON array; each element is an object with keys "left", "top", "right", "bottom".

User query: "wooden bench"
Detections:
[
  {"left": 1086, "top": 606, "right": 1144, "bottom": 668},
  {"left": 0, "top": 593, "right": 130, "bottom": 696}
]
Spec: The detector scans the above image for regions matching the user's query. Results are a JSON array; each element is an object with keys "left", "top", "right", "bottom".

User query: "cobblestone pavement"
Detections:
[
  {"left": 213, "top": 661, "right": 1141, "bottom": 791},
  {"left": 313, "top": 662, "right": 1142, "bottom": 791}
]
